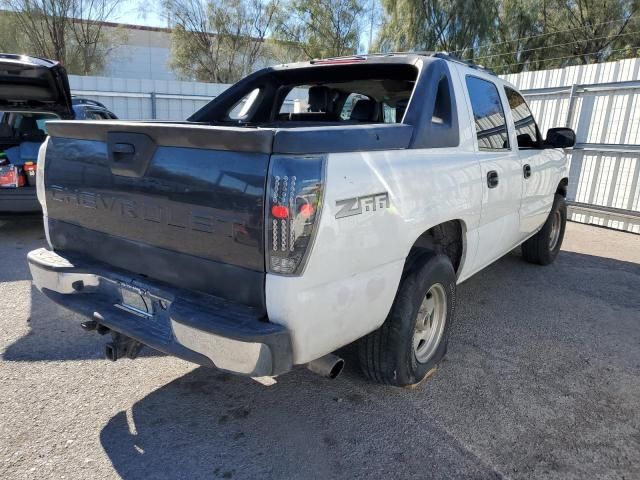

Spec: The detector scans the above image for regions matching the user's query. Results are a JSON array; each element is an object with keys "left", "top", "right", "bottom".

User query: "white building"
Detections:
[{"left": 101, "top": 23, "right": 177, "bottom": 81}]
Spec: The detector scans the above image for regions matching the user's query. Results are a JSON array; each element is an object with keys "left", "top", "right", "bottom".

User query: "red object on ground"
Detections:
[
  {"left": 0, "top": 165, "right": 26, "bottom": 188},
  {"left": 23, "top": 162, "right": 37, "bottom": 186}
]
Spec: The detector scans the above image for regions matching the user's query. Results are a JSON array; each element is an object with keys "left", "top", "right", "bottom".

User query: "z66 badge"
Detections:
[{"left": 335, "top": 192, "right": 390, "bottom": 219}]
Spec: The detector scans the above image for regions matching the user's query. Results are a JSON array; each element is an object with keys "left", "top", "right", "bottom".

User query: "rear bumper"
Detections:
[
  {"left": 0, "top": 187, "right": 40, "bottom": 212},
  {"left": 27, "top": 248, "right": 293, "bottom": 376}
]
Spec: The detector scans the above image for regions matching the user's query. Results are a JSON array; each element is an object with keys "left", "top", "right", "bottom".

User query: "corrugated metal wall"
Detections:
[
  {"left": 69, "top": 59, "right": 640, "bottom": 233},
  {"left": 68, "top": 76, "right": 305, "bottom": 120},
  {"left": 505, "top": 59, "right": 640, "bottom": 233},
  {"left": 68, "top": 75, "right": 231, "bottom": 120}
]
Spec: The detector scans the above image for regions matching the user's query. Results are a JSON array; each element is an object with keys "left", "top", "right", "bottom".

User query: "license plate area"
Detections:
[{"left": 115, "top": 283, "right": 156, "bottom": 319}]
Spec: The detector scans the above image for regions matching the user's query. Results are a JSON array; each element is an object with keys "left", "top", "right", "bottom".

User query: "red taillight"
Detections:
[
  {"left": 299, "top": 203, "right": 314, "bottom": 218},
  {"left": 266, "top": 155, "right": 325, "bottom": 275},
  {"left": 271, "top": 205, "right": 290, "bottom": 219}
]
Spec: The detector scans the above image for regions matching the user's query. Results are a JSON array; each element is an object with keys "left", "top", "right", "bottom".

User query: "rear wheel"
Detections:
[
  {"left": 358, "top": 253, "right": 456, "bottom": 387},
  {"left": 522, "top": 194, "right": 567, "bottom": 265}
]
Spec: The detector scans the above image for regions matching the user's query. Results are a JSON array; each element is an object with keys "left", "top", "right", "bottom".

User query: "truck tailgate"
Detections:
[{"left": 43, "top": 121, "right": 273, "bottom": 310}]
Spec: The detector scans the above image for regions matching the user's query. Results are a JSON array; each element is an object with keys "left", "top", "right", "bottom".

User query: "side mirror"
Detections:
[{"left": 545, "top": 127, "right": 576, "bottom": 148}]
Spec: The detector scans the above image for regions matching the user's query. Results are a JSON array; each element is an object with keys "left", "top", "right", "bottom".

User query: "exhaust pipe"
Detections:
[{"left": 307, "top": 353, "right": 345, "bottom": 379}]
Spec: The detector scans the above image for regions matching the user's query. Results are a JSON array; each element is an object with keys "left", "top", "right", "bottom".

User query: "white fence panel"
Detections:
[
  {"left": 68, "top": 76, "right": 306, "bottom": 120},
  {"left": 68, "top": 75, "right": 231, "bottom": 120},
  {"left": 506, "top": 59, "right": 640, "bottom": 233}
]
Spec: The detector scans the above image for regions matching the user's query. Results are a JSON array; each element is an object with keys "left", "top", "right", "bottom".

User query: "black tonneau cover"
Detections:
[{"left": 45, "top": 120, "right": 414, "bottom": 154}]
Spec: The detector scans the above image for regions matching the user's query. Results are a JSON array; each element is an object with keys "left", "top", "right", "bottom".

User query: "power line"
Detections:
[
  {"left": 497, "top": 46, "right": 640, "bottom": 72},
  {"left": 474, "top": 29, "right": 640, "bottom": 61},
  {"left": 450, "top": 15, "right": 636, "bottom": 55}
]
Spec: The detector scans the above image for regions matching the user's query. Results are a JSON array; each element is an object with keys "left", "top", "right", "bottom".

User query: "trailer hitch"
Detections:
[{"left": 104, "top": 331, "right": 144, "bottom": 361}]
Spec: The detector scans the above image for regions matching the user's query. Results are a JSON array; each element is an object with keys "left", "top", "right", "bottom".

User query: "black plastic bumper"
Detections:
[
  {"left": 27, "top": 248, "right": 293, "bottom": 376},
  {"left": 0, "top": 187, "right": 40, "bottom": 212}
]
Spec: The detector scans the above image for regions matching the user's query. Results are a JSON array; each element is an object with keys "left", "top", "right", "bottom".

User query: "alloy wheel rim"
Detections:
[
  {"left": 413, "top": 283, "right": 447, "bottom": 364},
  {"left": 549, "top": 210, "right": 562, "bottom": 251}
]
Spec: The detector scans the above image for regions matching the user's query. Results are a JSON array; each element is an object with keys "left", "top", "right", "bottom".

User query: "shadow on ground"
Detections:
[
  {"left": 99, "top": 365, "right": 503, "bottom": 480},
  {"left": 0, "top": 215, "right": 44, "bottom": 283},
  {"left": 1, "top": 283, "right": 162, "bottom": 362},
  {"left": 98, "top": 249, "right": 640, "bottom": 480},
  {"left": 1, "top": 219, "right": 160, "bottom": 362}
]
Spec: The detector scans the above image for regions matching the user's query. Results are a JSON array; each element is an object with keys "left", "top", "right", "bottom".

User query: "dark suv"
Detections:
[
  {"left": 71, "top": 98, "right": 117, "bottom": 120},
  {"left": 0, "top": 54, "right": 117, "bottom": 212}
]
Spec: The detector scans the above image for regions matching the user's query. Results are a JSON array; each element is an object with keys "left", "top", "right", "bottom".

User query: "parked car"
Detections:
[
  {"left": 70, "top": 97, "right": 118, "bottom": 120},
  {"left": 0, "top": 54, "right": 117, "bottom": 212},
  {"left": 28, "top": 53, "right": 575, "bottom": 387}
]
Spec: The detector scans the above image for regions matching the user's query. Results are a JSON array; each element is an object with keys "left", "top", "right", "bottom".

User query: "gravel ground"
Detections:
[{"left": 0, "top": 217, "right": 639, "bottom": 480}]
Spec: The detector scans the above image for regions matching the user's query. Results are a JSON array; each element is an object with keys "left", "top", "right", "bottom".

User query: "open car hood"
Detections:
[{"left": 0, "top": 54, "right": 73, "bottom": 118}]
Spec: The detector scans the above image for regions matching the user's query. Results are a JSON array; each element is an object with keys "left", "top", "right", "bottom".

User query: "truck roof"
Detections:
[{"left": 273, "top": 52, "right": 498, "bottom": 77}]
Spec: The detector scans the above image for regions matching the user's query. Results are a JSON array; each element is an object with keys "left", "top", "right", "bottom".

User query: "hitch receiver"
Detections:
[{"left": 105, "top": 331, "right": 144, "bottom": 361}]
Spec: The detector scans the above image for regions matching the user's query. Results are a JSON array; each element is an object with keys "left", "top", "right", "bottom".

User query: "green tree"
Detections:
[
  {"left": 0, "top": 11, "right": 26, "bottom": 53},
  {"left": 376, "top": 0, "right": 640, "bottom": 73},
  {"left": 473, "top": 0, "right": 548, "bottom": 73},
  {"left": 376, "top": 0, "right": 496, "bottom": 55},
  {"left": 545, "top": 0, "right": 639, "bottom": 65},
  {"left": 165, "top": 0, "right": 278, "bottom": 82},
  {"left": 1, "top": 0, "right": 122, "bottom": 75},
  {"left": 273, "top": 0, "right": 366, "bottom": 59}
]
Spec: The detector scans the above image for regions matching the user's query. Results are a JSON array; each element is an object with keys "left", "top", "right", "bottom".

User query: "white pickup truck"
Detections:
[{"left": 27, "top": 53, "right": 575, "bottom": 387}]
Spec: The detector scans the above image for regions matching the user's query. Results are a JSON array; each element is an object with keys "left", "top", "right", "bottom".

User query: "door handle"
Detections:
[
  {"left": 523, "top": 164, "right": 532, "bottom": 179},
  {"left": 487, "top": 170, "right": 499, "bottom": 188}
]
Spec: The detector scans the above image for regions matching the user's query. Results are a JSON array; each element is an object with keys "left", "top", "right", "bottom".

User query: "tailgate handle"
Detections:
[
  {"left": 107, "top": 132, "right": 156, "bottom": 177},
  {"left": 112, "top": 143, "right": 135, "bottom": 157}
]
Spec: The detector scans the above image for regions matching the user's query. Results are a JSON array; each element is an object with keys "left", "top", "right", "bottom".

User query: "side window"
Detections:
[
  {"left": 340, "top": 93, "right": 369, "bottom": 120},
  {"left": 432, "top": 76, "right": 452, "bottom": 125},
  {"left": 85, "top": 110, "right": 109, "bottom": 120},
  {"left": 465, "top": 76, "right": 510, "bottom": 151},
  {"left": 228, "top": 88, "right": 261, "bottom": 120},
  {"left": 10, "top": 113, "right": 22, "bottom": 130},
  {"left": 382, "top": 102, "right": 396, "bottom": 123},
  {"left": 505, "top": 87, "right": 540, "bottom": 149},
  {"left": 279, "top": 86, "right": 309, "bottom": 115},
  {"left": 35, "top": 118, "right": 50, "bottom": 133}
]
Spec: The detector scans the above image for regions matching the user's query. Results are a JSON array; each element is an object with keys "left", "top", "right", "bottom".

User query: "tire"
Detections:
[
  {"left": 522, "top": 194, "right": 567, "bottom": 266},
  {"left": 358, "top": 253, "right": 456, "bottom": 387}
]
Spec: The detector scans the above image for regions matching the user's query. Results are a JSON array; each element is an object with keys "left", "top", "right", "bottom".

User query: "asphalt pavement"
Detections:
[{"left": 0, "top": 217, "right": 638, "bottom": 479}]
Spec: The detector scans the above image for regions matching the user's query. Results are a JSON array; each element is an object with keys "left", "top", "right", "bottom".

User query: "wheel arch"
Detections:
[
  {"left": 556, "top": 177, "right": 569, "bottom": 197},
  {"left": 404, "top": 219, "right": 467, "bottom": 277}
]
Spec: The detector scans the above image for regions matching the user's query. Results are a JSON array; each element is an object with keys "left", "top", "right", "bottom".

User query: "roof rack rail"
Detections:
[
  {"left": 305, "top": 51, "right": 497, "bottom": 76},
  {"left": 432, "top": 52, "right": 497, "bottom": 76}
]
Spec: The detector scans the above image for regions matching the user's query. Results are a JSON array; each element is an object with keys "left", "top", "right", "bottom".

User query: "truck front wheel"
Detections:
[
  {"left": 522, "top": 194, "right": 567, "bottom": 265},
  {"left": 358, "top": 253, "right": 456, "bottom": 387}
]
